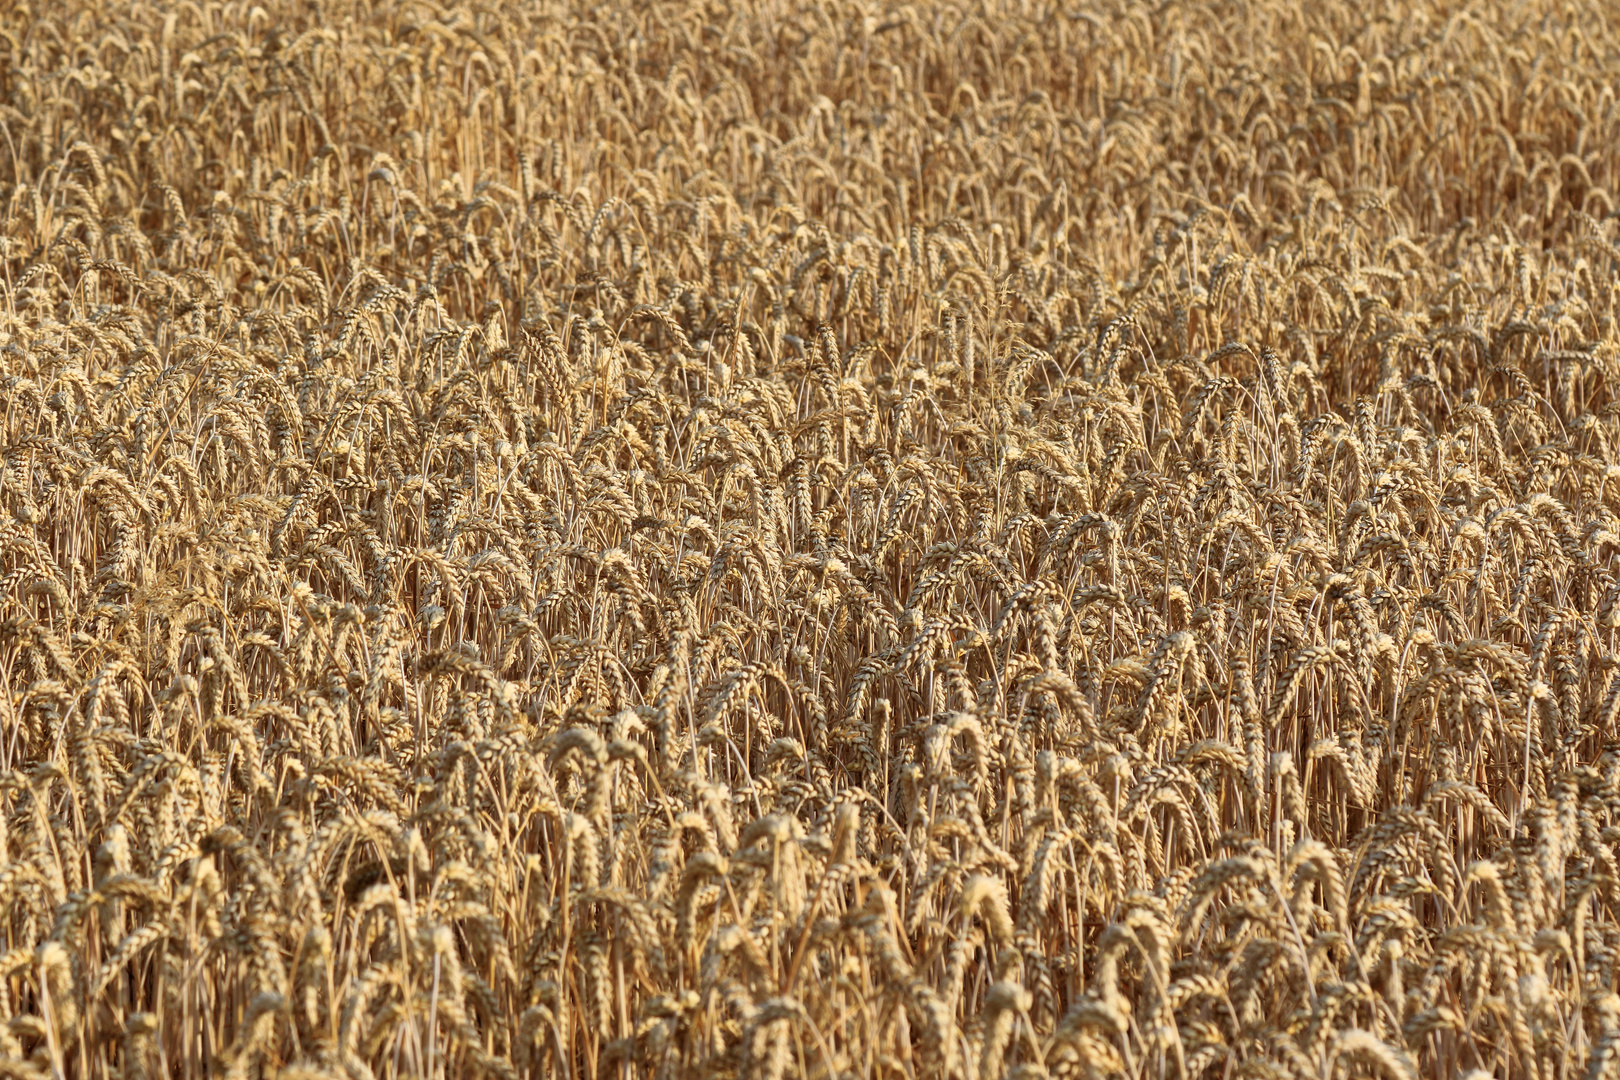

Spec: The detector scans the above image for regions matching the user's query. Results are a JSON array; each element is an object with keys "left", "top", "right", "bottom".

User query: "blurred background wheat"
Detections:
[{"left": 1, "top": 0, "right": 1618, "bottom": 1076}]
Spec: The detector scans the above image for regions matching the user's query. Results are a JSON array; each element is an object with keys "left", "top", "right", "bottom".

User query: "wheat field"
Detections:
[{"left": 0, "top": 0, "right": 1618, "bottom": 1076}]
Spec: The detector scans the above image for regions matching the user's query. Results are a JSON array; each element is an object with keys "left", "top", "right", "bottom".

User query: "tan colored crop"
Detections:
[{"left": 0, "top": 0, "right": 1618, "bottom": 1077}]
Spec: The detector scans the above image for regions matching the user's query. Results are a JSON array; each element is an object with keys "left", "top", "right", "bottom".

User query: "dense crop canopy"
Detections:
[{"left": 1, "top": 0, "right": 1620, "bottom": 1077}]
